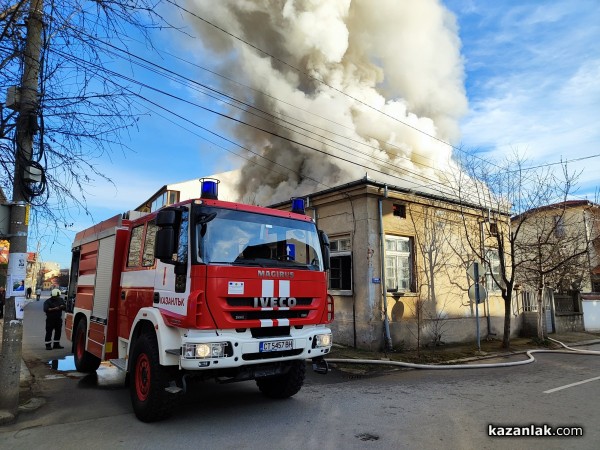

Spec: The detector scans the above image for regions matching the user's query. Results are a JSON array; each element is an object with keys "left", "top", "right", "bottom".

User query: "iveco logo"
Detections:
[{"left": 257, "top": 270, "right": 294, "bottom": 278}]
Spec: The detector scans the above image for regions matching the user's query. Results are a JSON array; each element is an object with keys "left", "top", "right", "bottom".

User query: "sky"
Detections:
[{"left": 28, "top": 0, "right": 600, "bottom": 269}]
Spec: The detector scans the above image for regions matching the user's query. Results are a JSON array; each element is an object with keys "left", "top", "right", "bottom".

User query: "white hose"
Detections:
[{"left": 325, "top": 338, "right": 600, "bottom": 370}]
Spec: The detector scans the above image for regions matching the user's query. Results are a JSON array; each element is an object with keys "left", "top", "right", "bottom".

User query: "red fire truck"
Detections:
[{"left": 64, "top": 180, "right": 333, "bottom": 422}]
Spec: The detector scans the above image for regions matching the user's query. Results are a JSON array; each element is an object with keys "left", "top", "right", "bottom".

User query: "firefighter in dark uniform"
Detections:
[{"left": 43, "top": 288, "right": 66, "bottom": 350}]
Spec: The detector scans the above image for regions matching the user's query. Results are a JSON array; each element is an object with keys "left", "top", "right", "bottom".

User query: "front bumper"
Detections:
[{"left": 178, "top": 326, "right": 332, "bottom": 371}]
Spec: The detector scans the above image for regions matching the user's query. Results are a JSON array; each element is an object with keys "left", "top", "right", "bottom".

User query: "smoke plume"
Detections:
[{"left": 186, "top": 0, "right": 468, "bottom": 204}]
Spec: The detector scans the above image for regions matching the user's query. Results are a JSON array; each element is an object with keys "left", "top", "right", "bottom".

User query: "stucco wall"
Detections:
[
  {"left": 389, "top": 314, "right": 522, "bottom": 349},
  {"left": 554, "top": 313, "right": 584, "bottom": 332},
  {"left": 309, "top": 182, "right": 515, "bottom": 351}
]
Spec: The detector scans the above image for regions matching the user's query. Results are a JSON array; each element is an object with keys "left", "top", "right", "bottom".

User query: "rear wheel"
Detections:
[
  {"left": 129, "top": 333, "right": 177, "bottom": 422},
  {"left": 256, "top": 360, "right": 306, "bottom": 399},
  {"left": 73, "top": 320, "right": 101, "bottom": 373}
]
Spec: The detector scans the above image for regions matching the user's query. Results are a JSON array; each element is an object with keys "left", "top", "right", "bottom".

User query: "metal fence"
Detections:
[{"left": 521, "top": 290, "right": 538, "bottom": 312}]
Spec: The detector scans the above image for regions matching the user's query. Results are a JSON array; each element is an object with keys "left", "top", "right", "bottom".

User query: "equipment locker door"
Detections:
[{"left": 87, "top": 234, "right": 116, "bottom": 359}]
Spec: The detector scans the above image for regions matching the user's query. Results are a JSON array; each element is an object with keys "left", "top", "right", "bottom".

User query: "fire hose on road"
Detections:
[{"left": 324, "top": 337, "right": 600, "bottom": 370}]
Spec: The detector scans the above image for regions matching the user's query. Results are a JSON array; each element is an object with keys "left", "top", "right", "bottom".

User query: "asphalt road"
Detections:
[{"left": 1, "top": 298, "right": 599, "bottom": 449}]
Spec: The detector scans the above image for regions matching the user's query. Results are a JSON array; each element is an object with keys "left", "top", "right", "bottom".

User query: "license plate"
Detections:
[{"left": 259, "top": 339, "right": 293, "bottom": 352}]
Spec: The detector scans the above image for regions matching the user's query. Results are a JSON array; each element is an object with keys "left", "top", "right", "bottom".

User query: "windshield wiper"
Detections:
[{"left": 229, "top": 259, "right": 266, "bottom": 267}]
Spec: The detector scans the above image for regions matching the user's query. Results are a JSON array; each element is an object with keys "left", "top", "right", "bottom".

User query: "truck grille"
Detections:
[
  {"left": 230, "top": 310, "right": 309, "bottom": 321},
  {"left": 226, "top": 297, "right": 313, "bottom": 307},
  {"left": 226, "top": 297, "right": 315, "bottom": 323}
]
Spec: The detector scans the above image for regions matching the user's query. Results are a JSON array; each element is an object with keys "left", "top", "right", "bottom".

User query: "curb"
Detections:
[{"left": 20, "top": 358, "right": 31, "bottom": 387}]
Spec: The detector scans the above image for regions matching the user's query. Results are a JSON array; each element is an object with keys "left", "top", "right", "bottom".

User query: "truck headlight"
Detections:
[
  {"left": 183, "top": 343, "right": 227, "bottom": 359},
  {"left": 196, "top": 344, "right": 212, "bottom": 358},
  {"left": 314, "top": 333, "right": 332, "bottom": 348}
]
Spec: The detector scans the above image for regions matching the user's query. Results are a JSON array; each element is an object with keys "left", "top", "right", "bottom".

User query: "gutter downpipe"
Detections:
[
  {"left": 480, "top": 220, "right": 492, "bottom": 337},
  {"left": 379, "top": 186, "right": 393, "bottom": 351}
]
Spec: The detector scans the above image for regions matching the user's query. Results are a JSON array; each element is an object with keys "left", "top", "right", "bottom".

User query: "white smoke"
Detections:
[{"left": 186, "top": 0, "right": 468, "bottom": 204}]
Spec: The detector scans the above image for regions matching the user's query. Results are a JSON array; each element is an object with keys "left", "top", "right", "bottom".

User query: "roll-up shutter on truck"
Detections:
[{"left": 92, "top": 235, "right": 116, "bottom": 321}]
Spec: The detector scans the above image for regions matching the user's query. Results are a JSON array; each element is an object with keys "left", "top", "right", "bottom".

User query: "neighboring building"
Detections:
[
  {"left": 25, "top": 252, "right": 37, "bottom": 292},
  {"left": 135, "top": 170, "right": 241, "bottom": 212},
  {"left": 512, "top": 200, "right": 600, "bottom": 294},
  {"left": 39, "top": 261, "right": 61, "bottom": 290},
  {"left": 135, "top": 174, "right": 516, "bottom": 351},
  {"left": 511, "top": 200, "right": 600, "bottom": 335}
]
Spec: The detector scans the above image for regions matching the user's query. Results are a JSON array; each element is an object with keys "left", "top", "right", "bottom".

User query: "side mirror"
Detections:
[
  {"left": 156, "top": 209, "right": 177, "bottom": 227},
  {"left": 318, "top": 230, "right": 330, "bottom": 271},
  {"left": 155, "top": 208, "right": 182, "bottom": 264},
  {"left": 155, "top": 228, "right": 175, "bottom": 262}
]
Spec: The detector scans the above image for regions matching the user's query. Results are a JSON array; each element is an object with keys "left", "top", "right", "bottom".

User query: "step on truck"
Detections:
[{"left": 64, "top": 179, "right": 333, "bottom": 422}]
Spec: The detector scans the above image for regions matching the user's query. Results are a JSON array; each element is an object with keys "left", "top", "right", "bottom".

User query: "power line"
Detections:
[
  {"left": 49, "top": 46, "right": 462, "bottom": 200},
  {"left": 62, "top": 26, "right": 460, "bottom": 196},
  {"left": 508, "top": 153, "right": 600, "bottom": 173}
]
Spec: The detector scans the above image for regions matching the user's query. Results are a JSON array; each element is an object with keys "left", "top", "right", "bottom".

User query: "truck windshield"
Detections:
[{"left": 193, "top": 206, "right": 323, "bottom": 270}]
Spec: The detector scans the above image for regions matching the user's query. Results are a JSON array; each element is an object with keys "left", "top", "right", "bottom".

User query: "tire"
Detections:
[
  {"left": 129, "top": 333, "right": 177, "bottom": 422},
  {"left": 73, "top": 320, "right": 101, "bottom": 373},
  {"left": 256, "top": 360, "right": 306, "bottom": 399}
]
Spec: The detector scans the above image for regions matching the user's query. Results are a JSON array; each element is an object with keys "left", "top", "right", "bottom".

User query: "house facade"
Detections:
[{"left": 271, "top": 177, "right": 518, "bottom": 350}]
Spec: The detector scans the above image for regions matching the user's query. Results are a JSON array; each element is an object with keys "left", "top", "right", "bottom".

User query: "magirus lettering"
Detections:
[
  {"left": 257, "top": 270, "right": 294, "bottom": 278},
  {"left": 254, "top": 297, "right": 297, "bottom": 308}
]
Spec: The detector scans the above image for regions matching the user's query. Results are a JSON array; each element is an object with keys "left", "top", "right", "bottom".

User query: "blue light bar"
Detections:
[
  {"left": 291, "top": 197, "right": 305, "bottom": 214},
  {"left": 200, "top": 178, "right": 219, "bottom": 200}
]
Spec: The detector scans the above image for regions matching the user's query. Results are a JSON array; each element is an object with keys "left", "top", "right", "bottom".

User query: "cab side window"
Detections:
[
  {"left": 127, "top": 225, "right": 144, "bottom": 267},
  {"left": 142, "top": 221, "right": 158, "bottom": 267}
]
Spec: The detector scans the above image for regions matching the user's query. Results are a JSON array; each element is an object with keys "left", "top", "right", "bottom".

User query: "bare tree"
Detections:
[
  {"left": 452, "top": 151, "right": 584, "bottom": 348},
  {"left": 1, "top": 0, "right": 173, "bottom": 240}
]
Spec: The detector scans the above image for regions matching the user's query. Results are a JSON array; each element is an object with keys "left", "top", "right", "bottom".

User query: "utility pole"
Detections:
[{"left": 0, "top": 0, "right": 43, "bottom": 420}]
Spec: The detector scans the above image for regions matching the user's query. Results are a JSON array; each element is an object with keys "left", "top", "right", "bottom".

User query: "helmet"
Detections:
[{"left": 51, "top": 288, "right": 61, "bottom": 297}]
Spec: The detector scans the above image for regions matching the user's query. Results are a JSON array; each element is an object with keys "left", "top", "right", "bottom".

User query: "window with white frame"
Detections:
[
  {"left": 329, "top": 237, "right": 352, "bottom": 293},
  {"left": 385, "top": 235, "right": 415, "bottom": 292},
  {"left": 486, "top": 249, "right": 502, "bottom": 292}
]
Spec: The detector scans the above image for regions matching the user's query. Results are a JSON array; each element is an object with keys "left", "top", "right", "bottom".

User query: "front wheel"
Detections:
[
  {"left": 256, "top": 360, "right": 306, "bottom": 399},
  {"left": 129, "top": 333, "right": 177, "bottom": 422},
  {"left": 73, "top": 320, "right": 101, "bottom": 373}
]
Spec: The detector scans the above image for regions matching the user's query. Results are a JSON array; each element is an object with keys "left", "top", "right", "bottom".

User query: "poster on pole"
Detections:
[
  {"left": 7, "top": 252, "right": 27, "bottom": 297},
  {"left": 6, "top": 275, "right": 26, "bottom": 319},
  {"left": 15, "top": 296, "right": 25, "bottom": 319}
]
